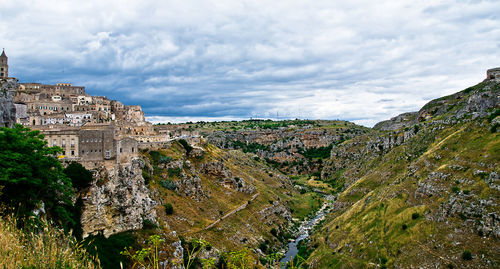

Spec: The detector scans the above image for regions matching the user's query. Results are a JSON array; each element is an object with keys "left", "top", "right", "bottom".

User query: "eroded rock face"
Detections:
[
  {"left": 81, "top": 158, "right": 157, "bottom": 238},
  {"left": 258, "top": 200, "right": 292, "bottom": 226},
  {"left": 176, "top": 176, "right": 207, "bottom": 201},
  {"left": 436, "top": 195, "right": 499, "bottom": 238},
  {"left": 373, "top": 112, "right": 418, "bottom": 131},
  {"left": 200, "top": 161, "right": 255, "bottom": 194},
  {"left": 0, "top": 78, "right": 17, "bottom": 127}
]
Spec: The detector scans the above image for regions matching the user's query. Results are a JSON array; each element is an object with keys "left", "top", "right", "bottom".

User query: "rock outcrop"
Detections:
[
  {"left": 81, "top": 158, "right": 157, "bottom": 238},
  {"left": 373, "top": 112, "right": 418, "bottom": 131},
  {"left": 205, "top": 123, "right": 369, "bottom": 175},
  {"left": 0, "top": 78, "right": 17, "bottom": 127}
]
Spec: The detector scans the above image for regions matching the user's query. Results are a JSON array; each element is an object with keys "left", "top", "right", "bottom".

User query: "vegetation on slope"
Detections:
[
  {"left": 0, "top": 125, "right": 76, "bottom": 229},
  {"left": 0, "top": 125, "right": 101, "bottom": 268},
  {"left": 0, "top": 216, "right": 99, "bottom": 269},
  {"left": 305, "top": 81, "right": 500, "bottom": 268},
  {"left": 125, "top": 139, "right": 324, "bottom": 267}
]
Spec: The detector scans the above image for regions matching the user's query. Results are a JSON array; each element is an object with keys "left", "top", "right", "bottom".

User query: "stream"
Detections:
[{"left": 279, "top": 195, "right": 335, "bottom": 266}]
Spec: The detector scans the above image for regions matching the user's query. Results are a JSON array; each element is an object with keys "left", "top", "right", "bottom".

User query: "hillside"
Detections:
[
  {"left": 304, "top": 80, "right": 500, "bottom": 268},
  {"left": 157, "top": 120, "right": 370, "bottom": 176},
  {"left": 104, "top": 139, "right": 323, "bottom": 267}
]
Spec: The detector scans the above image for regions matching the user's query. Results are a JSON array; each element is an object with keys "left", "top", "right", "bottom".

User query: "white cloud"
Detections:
[{"left": 1, "top": 0, "right": 499, "bottom": 126}]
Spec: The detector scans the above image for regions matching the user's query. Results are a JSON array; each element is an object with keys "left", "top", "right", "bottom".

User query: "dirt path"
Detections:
[{"left": 204, "top": 193, "right": 259, "bottom": 230}]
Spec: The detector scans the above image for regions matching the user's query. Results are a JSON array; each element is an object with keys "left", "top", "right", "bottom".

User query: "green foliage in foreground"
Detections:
[
  {"left": 0, "top": 215, "right": 100, "bottom": 268},
  {"left": 0, "top": 125, "right": 75, "bottom": 230},
  {"left": 121, "top": 235, "right": 308, "bottom": 269},
  {"left": 84, "top": 232, "right": 137, "bottom": 269}
]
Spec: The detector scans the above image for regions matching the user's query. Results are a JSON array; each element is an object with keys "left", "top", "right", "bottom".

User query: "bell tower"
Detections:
[{"left": 0, "top": 49, "right": 8, "bottom": 78}]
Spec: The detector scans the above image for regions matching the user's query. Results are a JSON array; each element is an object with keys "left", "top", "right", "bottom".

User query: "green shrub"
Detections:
[
  {"left": 258, "top": 240, "right": 269, "bottom": 253},
  {"left": 487, "top": 108, "right": 500, "bottom": 122},
  {"left": 462, "top": 250, "right": 472, "bottom": 260},
  {"left": 149, "top": 150, "right": 161, "bottom": 164},
  {"left": 159, "top": 155, "right": 172, "bottom": 164},
  {"left": 0, "top": 125, "right": 75, "bottom": 230},
  {"left": 142, "top": 219, "right": 157, "bottom": 229},
  {"left": 178, "top": 139, "right": 193, "bottom": 154},
  {"left": 64, "top": 162, "right": 93, "bottom": 191},
  {"left": 300, "top": 145, "right": 333, "bottom": 160},
  {"left": 164, "top": 203, "right": 174, "bottom": 215},
  {"left": 402, "top": 224, "right": 408, "bottom": 230},
  {"left": 411, "top": 213, "right": 420, "bottom": 220},
  {"left": 84, "top": 232, "right": 136, "bottom": 269},
  {"left": 160, "top": 179, "right": 177, "bottom": 190},
  {"left": 167, "top": 167, "right": 182, "bottom": 177},
  {"left": 490, "top": 123, "right": 499, "bottom": 133},
  {"left": 270, "top": 228, "right": 278, "bottom": 237},
  {"left": 142, "top": 169, "right": 152, "bottom": 185}
]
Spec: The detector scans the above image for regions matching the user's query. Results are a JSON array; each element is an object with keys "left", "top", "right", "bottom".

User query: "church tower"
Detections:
[{"left": 0, "top": 49, "right": 8, "bottom": 78}]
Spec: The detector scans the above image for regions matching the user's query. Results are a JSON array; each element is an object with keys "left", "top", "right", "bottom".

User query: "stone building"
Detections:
[
  {"left": 32, "top": 126, "right": 80, "bottom": 159},
  {"left": 14, "top": 103, "right": 28, "bottom": 125},
  {"left": 487, "top": 67, "right": 500, "bottom": 82},
  {"left": 0, "top": 49, "right": 8, "bottom": 78},
  {"left": 115, "top": 137, "right": 138, "bottom": 163},
  {"left": 78, "top": 124, "right": 116, "bottom": 162}
]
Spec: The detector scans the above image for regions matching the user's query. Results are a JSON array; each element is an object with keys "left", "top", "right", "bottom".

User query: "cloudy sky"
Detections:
[{"left": 1, "top": 0, "right": 499, "bottom": 126}]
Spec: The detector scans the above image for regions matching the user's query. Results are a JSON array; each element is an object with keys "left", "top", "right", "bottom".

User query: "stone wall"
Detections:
[{"left": 0, "top": 78, "right": 17, "bottom": 127}]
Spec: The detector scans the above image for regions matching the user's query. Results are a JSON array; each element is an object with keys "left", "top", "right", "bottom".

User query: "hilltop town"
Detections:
[{"left": 1, "top": 50, "right": 190, "bottom": 169}]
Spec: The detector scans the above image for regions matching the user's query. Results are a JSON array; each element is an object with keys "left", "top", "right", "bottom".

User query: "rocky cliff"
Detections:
[
  {"left": 80, "top": 158, "right": 157, "bottom": 238},
  {"left": 201, "top": 120, "right": 370, "bottom": 175},
  {"left": 306, "top": 78, "right": 500, "bottom": 268},
  {"left": 0, "top": 77, "right": 17, "bottom": 127},
  {"left": 134, "top": 139, "right": 319, "bottom": 262}
]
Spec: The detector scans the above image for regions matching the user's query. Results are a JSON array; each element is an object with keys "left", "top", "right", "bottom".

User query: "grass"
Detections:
[
  {"left": 306, "top": 118, "right": 500, "bottom": 268},
  {"left": 0, "top": 216, "right": 100, "bottom": 269},
  {"left": 139, "top": 141, "right": 321, "bottom": 257}
]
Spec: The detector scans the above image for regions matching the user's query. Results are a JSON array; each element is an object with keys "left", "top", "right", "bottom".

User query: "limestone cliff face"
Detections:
[
  {"left": 308, "top": 79, "right": 500, "bottom": 268},
  {"left": 0, "top": 78, "right": 17, "bottom": 127},
  {"left": 206, "top": 123, "right": 369, "bottom": 175},
  {"left": 81, "top": 158, "right": 157, "bottom": 238}
]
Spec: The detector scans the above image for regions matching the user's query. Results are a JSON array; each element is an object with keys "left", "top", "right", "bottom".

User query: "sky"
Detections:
[{"left": 1, "top": 0, "right": 499, "bottom": 126}]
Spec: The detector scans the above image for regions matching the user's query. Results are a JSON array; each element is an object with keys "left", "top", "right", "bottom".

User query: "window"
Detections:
[
  {"left": 81, "top": 150, "right": 85, "bottom": 154},
  {"left": 71, "top": 139, "right": 75, "bottom": 146},
  {"left": 62, "top": 139, "right": 66, "bottom": 147},
  {"left": 71, "top": 150, "right": 74, "bottom": 156},
  {"left": 120, "top": 148, "right": 122, "bottom": 153},
  {"left": 105, "top": 150, "right": 110, "bottom": 159},
  {"left": 132, "top": 147, "right": 134, "bottom": 152}
]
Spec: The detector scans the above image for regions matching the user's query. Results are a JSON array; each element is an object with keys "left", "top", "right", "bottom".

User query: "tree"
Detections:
[
  {"left": 0, "top": 125, "right": 75, "bottom": 229},
  {"left": 64, "top": 162, "right": 93, "bottom": 191}
]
